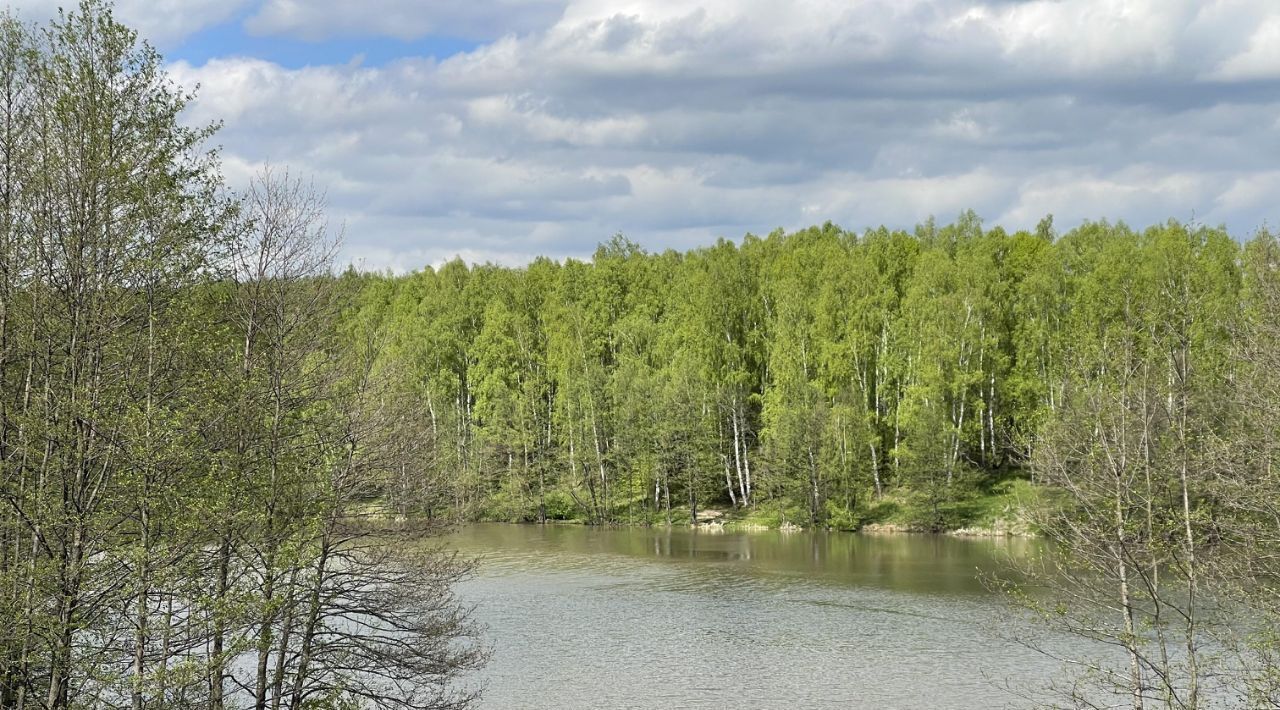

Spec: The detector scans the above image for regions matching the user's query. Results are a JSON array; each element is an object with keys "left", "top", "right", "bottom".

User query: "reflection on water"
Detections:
[{"left": 446, "top": 523, "right": 1063, "bottom": 709}]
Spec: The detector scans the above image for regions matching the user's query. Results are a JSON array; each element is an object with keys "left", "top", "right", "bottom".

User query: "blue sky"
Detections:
[
  {"left": 173, "top": 18, "right": 480, "bottom": 69},
  {"left": 16, "top": 1, "right": 1280, "bottom": 271}
]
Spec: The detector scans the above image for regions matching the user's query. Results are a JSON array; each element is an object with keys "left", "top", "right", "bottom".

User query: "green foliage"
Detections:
[
  {"left": 0, "top": 5, "right": 485, "bottom": 707},
  {"left": 356, "top": 214, "right": 1250, "bottom": 537}
]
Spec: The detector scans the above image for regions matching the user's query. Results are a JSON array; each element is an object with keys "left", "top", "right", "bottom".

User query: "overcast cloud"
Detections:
[{"left": 24, "top": 0, "right": 1280, "bottom": 270}]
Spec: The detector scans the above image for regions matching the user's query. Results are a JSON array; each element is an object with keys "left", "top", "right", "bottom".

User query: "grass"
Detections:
[{"left": 464, "top": 469, "right": 1045, "bottom": 535}]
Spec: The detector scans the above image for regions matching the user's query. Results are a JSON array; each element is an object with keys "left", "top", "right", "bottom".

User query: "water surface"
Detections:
[{"left": 447, "top": 523, "right": 1068, "bottom": 709}]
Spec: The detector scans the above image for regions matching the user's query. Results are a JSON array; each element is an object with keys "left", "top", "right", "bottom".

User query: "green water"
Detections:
[{"left": 447, "top": 523, "right": 1067, "bottom": 709}]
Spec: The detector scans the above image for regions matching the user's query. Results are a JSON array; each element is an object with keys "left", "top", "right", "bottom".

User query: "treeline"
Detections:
[
  {"left": 348, "top": 205, "right": 1280, "bottom": 705},
  {"left": 349, "top": 213, "right": 1248, "bottom": 531},
  {"left": 0, "top": 4, "right": 483, "bottom": 709}
]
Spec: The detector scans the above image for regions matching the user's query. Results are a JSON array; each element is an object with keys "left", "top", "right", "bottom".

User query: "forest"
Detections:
[
  {"left": 342, "top": 170, "right": 1280, "bottom": 705},
  {"left": 349, "top": 215, "right": 1247, "bottom": 532},
  {"left": 5, "top": 1, "right": 1280, "bottom": 708}
]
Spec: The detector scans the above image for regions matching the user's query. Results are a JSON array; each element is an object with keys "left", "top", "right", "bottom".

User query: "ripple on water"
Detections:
[{"left": 446, "top": 523, "right": 1077, "bottom": 710}]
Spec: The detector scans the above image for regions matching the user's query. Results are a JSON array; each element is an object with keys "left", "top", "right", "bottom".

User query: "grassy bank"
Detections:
[{"left": 470, "top": 472, "right": 1045, "bottom": 536}]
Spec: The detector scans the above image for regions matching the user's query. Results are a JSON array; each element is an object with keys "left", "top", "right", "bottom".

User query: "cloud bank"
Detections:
[{"left": 28, "top": 1, "right": 1280, "bottom": 269}]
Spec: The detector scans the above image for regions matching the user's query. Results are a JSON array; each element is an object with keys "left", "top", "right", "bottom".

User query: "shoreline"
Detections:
[{"left": 458, "top": 516, "right": 1038, "bottom": 538}]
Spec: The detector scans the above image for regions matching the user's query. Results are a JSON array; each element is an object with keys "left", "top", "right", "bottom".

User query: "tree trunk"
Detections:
[
  {"left": 210, "top": 534, "right": 231, "bottom": 710},
  {"left": 287, "top": 537, "right": 331, "bottom": 710}
]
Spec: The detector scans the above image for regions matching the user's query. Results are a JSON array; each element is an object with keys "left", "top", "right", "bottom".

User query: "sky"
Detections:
[{"left": 12, "top": 0, "right": 1280, "bottom": 271}]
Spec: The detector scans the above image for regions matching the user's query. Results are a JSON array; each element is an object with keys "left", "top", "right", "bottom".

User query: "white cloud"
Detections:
[
  {"left": 465, "top": 94, "right": 648, "bottom": 147},
  {"left": 971, "top": 0, "right": 1193, "bottom": 74},
  {"left": 997, "top": 167, "right": 1212, "bottom": 228},
  {"left": 1216, "top": 171, "right": 1280, "bottom": 213},
  {"left": 7, "top": 0, "right": 252, "bottom": 47},
  {"left": 115, "top": 0, "right": 253, "bottom": 46},
  {"left": 244, "top": 0, "right": 568, "bottom": 41},
  {"left": 160, "top": 0, "right": 1280, "bottom": 270},
  {"left": 1211, "top": 15, "right": 1280, "bottom": 81}
]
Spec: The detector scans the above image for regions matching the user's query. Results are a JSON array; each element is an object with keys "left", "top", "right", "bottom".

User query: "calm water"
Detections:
[{"left": 446, "top": 523, "right": 1072, "bottom": 709}]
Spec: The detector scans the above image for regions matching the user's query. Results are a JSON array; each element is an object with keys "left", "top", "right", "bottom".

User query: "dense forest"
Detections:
[
  {"left": 345, "top": 215, "right": 1247, "bottom": 532},
  {"left": 345, "top": 210, "right": 1280, "bottom": 706}
]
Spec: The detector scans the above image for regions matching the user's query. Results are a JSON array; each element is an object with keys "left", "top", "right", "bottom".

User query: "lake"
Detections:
[{"left": 446, "top": 523, "right": 1078, "bottom": 709}]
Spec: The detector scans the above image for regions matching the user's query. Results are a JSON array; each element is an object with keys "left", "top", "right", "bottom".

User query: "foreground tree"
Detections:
[
  {"left": 0, "top": 4, "right": 486, "bottom": 708},
  {"left": 204, "top": 169, "right": 486, "bottom": 710},
  {"left": 1001, "top": 225, "right": 1240, "bottom": 709},
  {"left": 1214, "top": 230, "right": 1280, "bottom": 704},
  {"left": 0, "top": 4, "right": 225, "bottom": 705}
]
